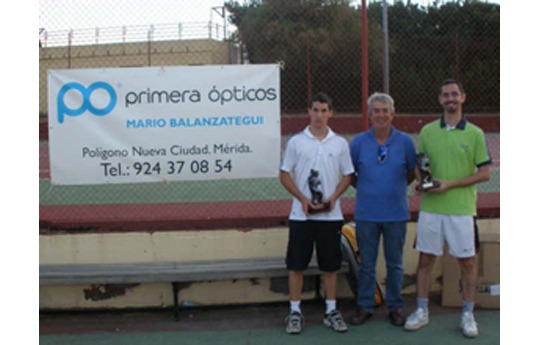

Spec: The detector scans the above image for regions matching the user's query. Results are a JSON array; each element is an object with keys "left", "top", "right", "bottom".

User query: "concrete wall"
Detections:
[
  {"left": 39, "top": 219, "right": 500, "bottom": 310},
  {"left": 39, "top": 39, "right": 238, "bottom": 115}
]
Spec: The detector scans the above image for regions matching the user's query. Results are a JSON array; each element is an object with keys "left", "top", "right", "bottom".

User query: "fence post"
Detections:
[
  {"left": 361, "top": 0, "right": 369, "bottom": 131},
  {"left": 306, "top": 35, "right": 312, "bottom": 106},
  {"left": 382, "top": 0, "right": 390, "bottom": 94},
  {"left": 68, "top": 29, "right": 73, "bottom": 68},
  {"left": 147, "top": 25, "right": 154, "bottom": 66}
]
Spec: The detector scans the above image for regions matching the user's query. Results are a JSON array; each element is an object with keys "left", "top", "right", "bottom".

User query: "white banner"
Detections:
[{"left": 48, "top": 65, "right": 281, "bottom": 185}]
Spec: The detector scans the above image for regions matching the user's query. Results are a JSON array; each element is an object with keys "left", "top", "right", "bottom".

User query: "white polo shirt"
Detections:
[{"left": 281, "top": 126, "right": 354, "bottom": 221}]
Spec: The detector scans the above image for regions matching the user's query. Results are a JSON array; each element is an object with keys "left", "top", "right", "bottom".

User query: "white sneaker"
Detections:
[
  {"left": 404, "top": 308, "right": 429, "bottom": 331},
  {"left": 460, "top": 311, "right": 479, "bottom": 338},
  {"left": 285, "top": 311, "right": 304, "bottom": 334},
  {"left": 323, "top": 309, "right": 348, "bottom": 332}
]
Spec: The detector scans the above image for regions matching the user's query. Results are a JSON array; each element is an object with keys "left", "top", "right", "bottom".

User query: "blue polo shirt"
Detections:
[{"left": 350, "top": 127, "right": 417, "bottom": 222}]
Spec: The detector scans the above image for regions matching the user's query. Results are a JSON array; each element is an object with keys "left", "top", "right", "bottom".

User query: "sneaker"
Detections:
[
  {"left": 460, "top": 311, "right": 479, "bottom": 338},
  {"left": 404, "top": 308, "right": 429, "bottom": 331},
  {"left": 323, "top": 309, "right": 348, "bottom": 332},
  {"left": 285, "top": 311, "right": 304, "bottom": 334}
]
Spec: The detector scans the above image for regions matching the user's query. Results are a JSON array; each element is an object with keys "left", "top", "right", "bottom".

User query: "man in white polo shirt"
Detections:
[{"left": 280, "top": 92, "right": 354, "bottom": 334}]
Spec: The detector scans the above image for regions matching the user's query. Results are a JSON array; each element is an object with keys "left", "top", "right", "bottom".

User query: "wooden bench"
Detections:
[{"left": 40, "top": 257, "right": 350, "bottom": 320}]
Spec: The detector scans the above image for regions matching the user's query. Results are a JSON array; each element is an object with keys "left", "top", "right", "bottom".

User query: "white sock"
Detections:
[
  {"left": 290, "top": 300, "right": 301, "bottom": 314},
  {"left": 325, "top": 299, "right": 336, "bottom": 314},
  {"left": 417, "top": 297, "right": 429, "bottom": 312}
]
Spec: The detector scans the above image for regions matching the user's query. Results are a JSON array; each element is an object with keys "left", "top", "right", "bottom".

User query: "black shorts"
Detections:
[{"left": 285, "top": 220, "right": 343, "bottom": 272}]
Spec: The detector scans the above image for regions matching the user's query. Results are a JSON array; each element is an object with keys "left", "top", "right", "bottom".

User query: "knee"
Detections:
[
  {"left": 417, "top": 253, "right": 436, "bottom": 270},
  {"left": 458, "top": 257, "right": 477, "bottom": 272},
  {"left": 289, "top": 270, "right": 303, "bottom": 280}
]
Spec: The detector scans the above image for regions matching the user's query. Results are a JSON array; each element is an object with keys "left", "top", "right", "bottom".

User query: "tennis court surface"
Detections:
[{"left": 40, "top": 294, "right": 500, "bottom": 345}]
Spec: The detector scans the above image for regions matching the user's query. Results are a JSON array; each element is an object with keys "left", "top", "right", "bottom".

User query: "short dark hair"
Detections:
[
  {"left": 309, "top": 92, "right": 333, "bottom": 110},
  {"left": 440, "top": 79, "right": 465, "bottom": 94}
]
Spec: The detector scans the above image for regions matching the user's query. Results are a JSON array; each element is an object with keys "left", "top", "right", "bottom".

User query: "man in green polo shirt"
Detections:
[{"left": 404, "top": 80, "right": 491, "bottom": 338}]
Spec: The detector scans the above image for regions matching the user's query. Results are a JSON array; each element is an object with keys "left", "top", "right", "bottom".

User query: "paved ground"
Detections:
[{"left": 40, "top": 294, "right": 500, "bottom": 345}]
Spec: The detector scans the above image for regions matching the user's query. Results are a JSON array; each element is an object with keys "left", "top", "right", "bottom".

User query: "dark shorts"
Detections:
[{"left": 286, "top": 220, "right": 343, "bottom": 272}]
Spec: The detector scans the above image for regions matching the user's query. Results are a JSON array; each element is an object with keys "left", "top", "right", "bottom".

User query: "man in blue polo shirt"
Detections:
[
  {"left": 404, "top": 79, "right": 491, "bottom": 338},
  {"left": 348, "top": 92, "right": 417, "bottom": 327}
]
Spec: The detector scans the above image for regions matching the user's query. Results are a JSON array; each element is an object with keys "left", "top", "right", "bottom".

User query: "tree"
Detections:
[
  {"left": 225, "top": 0, "right": 499, "bottom": 113},
  {"left": 226, "top": 0, "right": 382, "bottom": 112}
]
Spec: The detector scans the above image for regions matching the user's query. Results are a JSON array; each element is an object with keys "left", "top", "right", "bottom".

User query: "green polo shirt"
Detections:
[{"left": 418, "top": 117, "right": 491, "bottom": 215}]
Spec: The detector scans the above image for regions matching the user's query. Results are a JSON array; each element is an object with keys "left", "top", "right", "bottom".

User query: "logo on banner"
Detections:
[{"left": 57, "top": 81, "right": 117, "bottom": 124}]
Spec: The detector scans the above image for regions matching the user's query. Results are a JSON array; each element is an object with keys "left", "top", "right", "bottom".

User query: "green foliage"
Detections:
[{"left": 225, "top": 0, "right": 499, "bottom": 113}]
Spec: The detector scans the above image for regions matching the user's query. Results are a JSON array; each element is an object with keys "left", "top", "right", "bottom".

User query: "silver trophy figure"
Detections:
[
  {"left": 416, "top": 153, "right": 440, "bottom": 191},
  {"left": 307, "top": 169, "right": 330, "bottom": 214}
]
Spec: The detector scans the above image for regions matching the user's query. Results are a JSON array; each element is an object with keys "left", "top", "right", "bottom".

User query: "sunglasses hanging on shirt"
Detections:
[{"left": 378, "top": 145, "right": 388, "bottom": 163}]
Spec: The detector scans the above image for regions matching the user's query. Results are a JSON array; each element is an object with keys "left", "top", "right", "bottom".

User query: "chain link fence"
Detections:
[{"left": 39, "top": 0, "right": 500, "bottom": 232}]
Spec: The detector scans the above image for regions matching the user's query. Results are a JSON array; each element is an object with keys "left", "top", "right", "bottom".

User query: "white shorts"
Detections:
[{"left": 415, "top": 211, "right": 477, "bottom": 258}]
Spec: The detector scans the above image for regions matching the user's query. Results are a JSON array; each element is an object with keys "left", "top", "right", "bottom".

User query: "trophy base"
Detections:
[
  {"left": 308, "top": 202, "right": 331, "bottom": 214},
  {"left": 416, "top": 180, "right": 441, "bottom": 192}
]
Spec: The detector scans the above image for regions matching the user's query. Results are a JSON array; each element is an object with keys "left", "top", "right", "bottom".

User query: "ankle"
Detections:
[
  {"left": 462, "top": 301, "right": 474, "bottom": 314},
  {"left": 290, "top": 300, "right": 301, "bottom": 314},
  {"left": 417, "top": 297, "right": 429, "bottom": 312},
  {"left": 325, "top": 299, "right": 336, "bottom": 315}
]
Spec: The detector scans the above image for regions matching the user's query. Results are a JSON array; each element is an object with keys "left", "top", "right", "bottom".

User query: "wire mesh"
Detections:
[{"left": 39, "top": 0, "right": 500, "bottom": 232}]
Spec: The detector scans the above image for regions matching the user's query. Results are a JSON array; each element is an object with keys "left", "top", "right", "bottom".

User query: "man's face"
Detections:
[
  {"left": 439, "top": 83, "right": 466, "bottom": 114},
  {"left": 369, "top": 100, "right": 394, "bottom": 130},
  {"left": 308, "top": 101, "right": 332, "bottom": 128}
]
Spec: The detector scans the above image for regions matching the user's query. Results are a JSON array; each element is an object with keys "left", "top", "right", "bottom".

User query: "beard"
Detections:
[{"left": 444, "top": 102, "right": 459, "bottom": 114}]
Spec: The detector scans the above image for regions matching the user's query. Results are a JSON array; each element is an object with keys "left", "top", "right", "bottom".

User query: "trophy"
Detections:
[
  {"left": 307, "top": 169, "right": 331, "bottom": 214},
  {"left": 416, "top": 153, "right": 440, "bottom": 191}
]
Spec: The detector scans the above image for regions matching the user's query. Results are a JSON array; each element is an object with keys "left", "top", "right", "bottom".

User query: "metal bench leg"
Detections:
[
  {"left": 315, "top": 275, "right": 323, "bottom": 301},
  {"left": 172, "top": 282, "right": 180, "bottom": 321}
]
